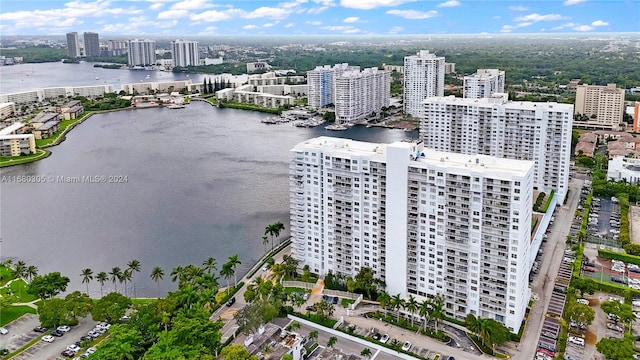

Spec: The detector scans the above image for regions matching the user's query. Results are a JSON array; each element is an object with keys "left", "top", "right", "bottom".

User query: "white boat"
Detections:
[
  {"left": 167, "top": 104, "right": 186, "bottom": 109},
  {"left": 325, "top": 123, "right": 348, "bottom": 131}
]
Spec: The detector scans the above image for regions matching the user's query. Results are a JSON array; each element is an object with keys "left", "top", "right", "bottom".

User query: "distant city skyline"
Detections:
[{"left": 0, "top": 0, "right": 635, "bottom": 36}]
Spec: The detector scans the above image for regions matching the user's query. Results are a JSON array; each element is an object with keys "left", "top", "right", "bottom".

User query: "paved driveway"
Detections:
[{"left": 0, "top": 314, "right": 40, "bottom": 353}]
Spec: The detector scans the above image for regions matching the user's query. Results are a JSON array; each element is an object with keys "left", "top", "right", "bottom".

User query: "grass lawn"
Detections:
[
  {"left": 131, "top": 298, "right": 157, "bottom": 305},
  {"left": 341, "top": 298, "right": 355, "bottom": 308},
  {"left": 284, "top": 287, "right": 309, "bottom": 294},
  {"left": 0, "top": 149, "right": 50, "bottom": 167},
  {"left": 0, "top": 266, "right": 15, "bottom": 286},
  {"left": 35, "top": 112, "right": 92, "bottom": 147},
  {"left": 0, "top": 305, "right": 37, "bottom": 326},
  {"left": 0, "top": 279, "right": 37, "bottom": 303}
]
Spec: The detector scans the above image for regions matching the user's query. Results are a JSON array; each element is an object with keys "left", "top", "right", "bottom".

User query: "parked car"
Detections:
[
  {"left": 568, "top": 336, "right": 585, "bottom": 347},
  {"left": 80, "top": 335, "right": 93, "bottom": 341},
  {"left": 51, "top": 330, "right": 65, "bottom": 337},
  {"left": 0, "top": 327, "right": 8, "bottom": 335},
  {"left": 402, "top": 341, "right": 412, "bottom": 351},
  {"left": 57, "top": 325, "right": 71, "bottom": 333},
  {"left": 67, "top": 344, "right": 81, "bottom": 353},
  {"left": 577, "top": 299, "right": 590, "bottom": 305},
  {"left": 33, "top": 326, "right": 47, "bottom": 333},
  {"left": 372, "top": 332, "right": 381, "bottom": 340},
  {"left": 42, "top": 335, "right": 55, "bottom": 342},
  {"left": 60, "top": 349, "right": 75, "bottom": 358},
  {"left": 380, "top": 334, "right": 390, "bottom": 343},
  {"left": 582, "top": 266, "right": 595, "bottom": 272},
  {"left": 226, "top": 297, "right": 236, "bottom": 307},
  {"left": 612, "top": 276, "right": 628, "bottom": 284}
]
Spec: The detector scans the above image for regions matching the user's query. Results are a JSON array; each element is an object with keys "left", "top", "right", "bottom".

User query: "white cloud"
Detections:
[
  {"left": 343, "top": 16, "right": 359, "bottom": 23},
  {"left": 508, "top": 5, "right": 528, "bottom": 11},
  {"left": 340, "top": 0, "right": 415, "bottom": 10},
  {"left": 263, "top": 23, "right": 274, "bottom": 27},
  {"left": 437, "top": 0, "right": 460, "bottom": 8},
  {"left": 591, "top": 20, "right": 609, "bottom": 26},
  {"left": 515, "top": 13, "right": 566, "bottom": 22},
  {"left": 573, "top": 24, "right": 593, "bottom": 31},
  {"left": 157, "top": 9, "right": 189, "bottom": 19},
  {"left": 170, "top": 0, "right": 214, "bottom": 11},
  {"left": 386, "top": 9, "right": 438, "bottom": 19},
  {"left": 501, "top": 22, "right": 532, "bottom": 32},
  {"left": 149, "top": 3, "right": 164, "bottom": 10},
  {"left": 551, "top": 22, "right": 576, "bottom": 30},
  {"left": 313, "top": 0, "right": 336, "bottom": 5},
  {"left": 243, "top": 24, "right": 258, "bottom": 29},
  {"left": 244, "top": 6, "right": 291, "bottom": 19},
  {"left": 388, "top": 26, "right": 403, "bottom": 34},
  {"left": 321, "top": 25, "right": 361, "bottom": 33},
  {"left": 190, "top": 8, "right": 244, "bottom": 22},
  {"left": 305, "top": 20, "right": 322, "bottom": 25},
  {"left": 307, "top": 6, "right": 329, "bottom": 14},
  {"left": 564, "top": 0, "right": 587, "bottom": 5},
  {"left": 285, "top": 23, "right": 294, "bottom": 28},
  {"left": 492, "top": 15, "right": 501, "bottom": 19},
  {"left": 198, "top": 25, "right": 218, "bottom": 34}
]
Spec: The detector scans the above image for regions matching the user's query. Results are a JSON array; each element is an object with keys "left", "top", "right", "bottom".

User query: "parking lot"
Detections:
[{"left": 0, "top": 314, "right": 41, "bottom": 353}]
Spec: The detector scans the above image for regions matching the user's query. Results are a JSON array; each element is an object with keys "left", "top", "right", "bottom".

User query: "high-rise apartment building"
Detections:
[
  {"left": 574, "top": 83, "right": 625, "bottom": 130},
  {"left": 106, "top": 40, "right": 127, "bottom": 56},
  {"left": 66, "top": 32, "right": 81, "bottom": 58},
  {"left": 334, "top": 67, "right": 390, "bottom": 123},
  {"left": 83, "top": 32, "right": 100, "bottom": 57},
  {"left": 290, "top": 137, "right": 533, "bottom": 331},
  {"left": 307, "top": 63, "right": 359, "bottom": 109},
  {"left": 421, "top": 93, "right": 573, "bottom": 203},
  {"left": 171, "top": 40, "right": 200, "bottom": 68},
  {"left": 463, "top": 69, "right": 505, "bottom": 99},
  {"left": 127, "top": 39, "right": 156, "bottom": 67},
  {"left": 403, "top": 50, "right": 445, "bottom": 117}
]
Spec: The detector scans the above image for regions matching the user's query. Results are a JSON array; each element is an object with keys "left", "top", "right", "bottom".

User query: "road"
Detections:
[
  {"left": 512, "top": 178, "right": 583, "bottom": 360},
  {"left": 211, "top": 243, "right": 292, "bottom": 342}
]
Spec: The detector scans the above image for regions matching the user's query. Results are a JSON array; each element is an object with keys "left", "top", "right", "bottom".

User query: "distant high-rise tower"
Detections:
[
  {"left": 127, "top": 39, "right": 156, "bottom": 67},
  {"left": 463, "top": 69, "right": 505, "bottom": 99},
  {"left": 403, "top": 50, "right": 445, "bottom": 117},
  {"left": 307, "top": 63, "right": 359, "bottom": 108},
  {"left": 66, "top": 32, "right": 81, "bottom": 58},
  {"left": 171, "top": 40, "right": 200, "bottom": 67},
  {"left": 574, "top": 83, "right": 626, "bottom": 131},
  {"left": 83, "top": 32, "right": 100, "bottom": 57}
]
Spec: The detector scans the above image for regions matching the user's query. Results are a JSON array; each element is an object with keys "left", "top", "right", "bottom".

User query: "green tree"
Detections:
[
  {"left": 96, "top": 272, "right": 108, "bottom": 297},
  {"left": 419, "top": 299, "right": 433, "bottom": 332},
  {"left": 202, "top": 257, "right": 217, "bottom": 275},
  {"left": 315, "top": 300, "right": 335, "bottom": 322},
  {"left": 571, "top": 277, "right": 596, "bottom": 297},
  {"left": 91, "top": 324, "right": 145, "bottom": 360},
  {"left": 39, "top": 298, "right": 78, "bottom": 327},
  {"left": 13, "top": 260, "right": 26, "bottom": 280},
  {"left": 390, "top": 294, "right": 405, "bottom": 322},
  {"left": 566, "top": 302, "right": 596, "bottom": 326},
  {"left": 327, "top": 336, "right": 337, "bottom": 348},
  {"left": 308, "top": 330, "right": 319, "bottom": 343},
  {"left": 26, "top": 265, "right": 38, "bottom": 281},
  {"left": 377, "top": 291, "right": 391, "bottom": 316},
  {"left": 596, "top": 335, "right": 636, "bottom": 360},
  {"left": 227, "top": 254, "right": 242, "bottom": 285},
  {"left": 220, "top": 263, "right": 234, "bottom": 293},
  {"left": 109, "top": 267, "right": 123, "bottom": 294},
  {"left": 282, "top": 355, "right": 293, "bottom": 360},
  {"left": 127, "top": 259, "right": 141, "bottom": 299},
  {"left": 81, "top": 268, "right": 93, "bottom": 295},
  {"left": 405, "top": 295, "right": 419, "bottom": 327},
  {"left": 151, "top": 266, "right": 164, "bottom": 298},
  {"left": 121, "top": 269, "right": 133, "bottom": 297},
  {"left": 262, "top": 235, "right": 269, "bottom": 254},
  {"left": 430, "top": 294, "right": 445, "bottom": 332},
  {"left": 92, "top": 292, "right": 132, "bottom": 323},
  {"left": 220, "top": 344, "right": 259, "bottom": 360},
  {"left": 361, "top": 348, "right": 372, "bottom": 359},
  {"left": 27, "top": 272, "right": 70, "bottom": 299},
  {"left": 264, "top": 221, "right": 285, "bottom": 251}
]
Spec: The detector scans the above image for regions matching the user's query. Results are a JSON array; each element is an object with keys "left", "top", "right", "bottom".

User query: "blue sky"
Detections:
[{"left": 0, "top": 0, "right": 636, "bottom": 36}]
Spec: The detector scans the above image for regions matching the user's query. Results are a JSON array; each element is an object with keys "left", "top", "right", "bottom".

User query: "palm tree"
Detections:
[
  {"left": 431, "top": 294, "right": 445, "bottom": 332},
  {"left": 150, "top": 266, "right": 164, "bottom": 298},
  {"left": 390, "top": 294, "right": 405, "bottom": 322},
  {"left": 96, "top": 272, "right": 108, "bottom": 297},
  {"left": 227, "top": 254, "right": 242, "bottom": 285},
  {"left": 419, "top": 299, "right": 432, "bottom": 332},
  {"left": 289, "top": 321, "right": 301, "bottom": 332},
  {"left": 202, "top": 257, "right": 217, "bottom": 274},
  {"left": 405, "top": 295, "right": 419, "bottom": 327},
  {"left": 81, "top": 268, "right": 93, "bottom": 295},
  {"left": 127, "top": 259, "right": 141, "bottom": 299},
  {"left": 308, "top": 330, "right": 319, "bottom": 343},
  {"left": 360, "top": 348, "right": 372, "bottom": 359},
  {"left": 13, "top": 261, "right": 26, "bottom": 280},
  {"left": 377, "top": 291, "right": 391, "bottom": 316},
  {"left": 264, "top": 221, "right": 285, "bottom": 251},
  {"left": 25, "top": 265, "right": 38, "bottom": 281},
  {"left": 327, "top": 336, "right": 337, "bottom": 349},
  {"left": 170, "top": 266, "right": 184, "bottom": 284},
  {"left": 121, "top": 269, "right": 132, "bottom": 297},
  {"left": 262, "top": 235, "right": 269, "bottom": 254},
  {"left": 109, "top": 267, "right": 122, "bottom": 294},
  {"left": 220, "top": 263, "right": 234, "bottom": 294}
]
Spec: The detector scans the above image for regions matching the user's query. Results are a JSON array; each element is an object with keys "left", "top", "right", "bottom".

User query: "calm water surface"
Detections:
[{"left": 1, "top": 102, "right": 416, "bottom": 296}]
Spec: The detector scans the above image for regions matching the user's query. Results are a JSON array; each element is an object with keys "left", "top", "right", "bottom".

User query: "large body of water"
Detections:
[
  {"left": 0, "top": 61, "right": 222, "bottom": 94},
  {"left": 1, "top": 101, "right": 417, "bottom": 297}
]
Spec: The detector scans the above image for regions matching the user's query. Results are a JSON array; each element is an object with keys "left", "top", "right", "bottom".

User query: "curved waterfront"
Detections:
[{"left": 1, "top": 102, "right": 417, "bottom": 297}]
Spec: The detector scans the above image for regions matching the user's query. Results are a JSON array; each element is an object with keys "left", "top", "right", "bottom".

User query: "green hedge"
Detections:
[
  {"left": 598, "top": 248, "right": 640, "bottom": 266},
  {"left": 534, "top": 192, "right": 546, "bottom": 212},
  {"left": 541, "top": 190, "right": 555, "bottom": 212},
  {"left": 573, "top": 244, "right": 585, "bottom": 278},
  {"left": 580, "top": 276, "right": 640, "bottom": 297},
  {"left": 619, "top": 193, "right": 631, "bottom": 245}
]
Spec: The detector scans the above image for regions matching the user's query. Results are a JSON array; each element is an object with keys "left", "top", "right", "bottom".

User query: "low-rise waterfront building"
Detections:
[
  {"left": 0, "top": 90, "right": 40, "bottom": 105},
  {"left": 247, "top": 72, "right": 305, "bottom": 87},
  {"left": 0, "top": 134, "right": 36, "bottom": 157},
  {"left": 0, "top": 102, "right": 16, "bottom": 121},
  {"left": 33, "top": 120, "right": 60, "bottom": 139},
  {"left": 60, "top": 100, "right": 84, "bottom": 120}
]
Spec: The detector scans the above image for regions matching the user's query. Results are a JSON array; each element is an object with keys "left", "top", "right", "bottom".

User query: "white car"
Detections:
[
  {"left": 0, "top": 327, "right": 8, "bottom": 335},
  {"left": 87, "top": 347, "right": 97, "bottom": 354},
  {"left": 612, "top": 266, "right": 626, "bottom": 273},
  {"left": 57, "top": 325, "right": 71, "bottom": 332},
  {"left": 67, "top": 344, "right": 81, "bottom": 353},
  {"left": 380, "top": 334, "right": 390, "bottom": 344},
  {"left": 633, "top": 300, "right": 640, "bottom": 307},
  {"left": 568, "top": 336, "right": 585, "bottom": 347},
  {"left": 42, "top": 335, "right": 55, "bottom": 342},
  {"left": 402, "top": 341, "right": 412, "bottom": 351},
  {"left": 577, "top": 299, "right": 589, "bottom": 305}
]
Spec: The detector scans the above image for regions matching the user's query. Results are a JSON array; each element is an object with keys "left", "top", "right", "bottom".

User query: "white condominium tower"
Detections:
[
  {"left": 128, "top": 39, "right": 156, "bottom": 67},
  {"left": 307, "top": 63, "right": 359, "bottom": 108},
  {"left": 403, "top": 50, "right": 445, "bottom": 117},
  {"left": 171, "top": 40, "right": 200, "bottom": 67},
  {"left": 290, "top": 137, "right": 533, "bottom": 331},
  {"left": 463, "top": 69, "right": 505, "bottom": 99},
  {"left": 335, "top": 67, "right": 390, "bottom": 123},
  {"left": 574, "top": 83, "right": 625, "bottom": 130},
  {"left": 421, "top": 93, "right": 573, "bottom": 203}
]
